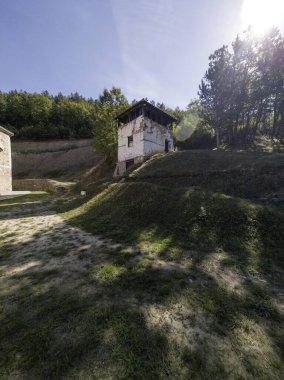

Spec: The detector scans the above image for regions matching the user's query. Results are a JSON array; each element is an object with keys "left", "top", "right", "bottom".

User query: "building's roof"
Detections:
[
  {"left": 115, "top": 99, "right": 178, "bottom": 125},
  {"left": 0, "top": 126, "right": 14, "bottom": 137}
]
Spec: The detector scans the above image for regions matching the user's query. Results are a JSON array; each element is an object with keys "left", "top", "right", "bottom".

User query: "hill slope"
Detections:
[
  {"left": 60, "top": 150, "right": 284, "bottom": 379},
  {"left": 65, "top": 150, "right": 284, "bottom": 251},
  {"left": 12, "top": 139, "right": 100, "bottom": 180},
  {"left": 130, "top": 150, "right": 284, "bottom": 200}
]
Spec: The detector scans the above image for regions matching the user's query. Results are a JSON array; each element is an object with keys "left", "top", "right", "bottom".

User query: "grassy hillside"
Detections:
[
  {"left": 65, "top": 181, "right": 283, "bottom": 261},
  {"left": 12, "top": 139, "right": 100, "bottom": 180},
  {"left": 64, "top": 151, "right": 284, "bottom": 252},
  {"left": 130, "top": 150, "right": 284, "bottom": 200},
  {"left": 58, "top": 150, "right": 284, "bottom": 379}
]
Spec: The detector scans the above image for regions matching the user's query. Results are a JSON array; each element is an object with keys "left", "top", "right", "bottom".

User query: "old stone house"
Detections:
[
  {"left": 0, "top": 126, "right": 14, "bottom": 194},
  {"left": 114, "top": 99, "right": 177, "bottom": 176}
]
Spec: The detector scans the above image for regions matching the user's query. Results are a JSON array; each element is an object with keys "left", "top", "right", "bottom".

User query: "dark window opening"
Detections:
[
  {"left": 126, "top": 159, "right": 134, "bottom": 169},
  {"left": 165, "top": 139, "right": 169, "bottom": 153},
  {"left": 128, "top": 136, "right": 133, "bottom": 147}
]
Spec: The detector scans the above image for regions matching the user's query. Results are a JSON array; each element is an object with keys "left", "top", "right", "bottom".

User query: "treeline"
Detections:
[
  {"left": 3, "top": 29, "right": 282, "bottom": 151},
  {"left": 0, "top": 86, "right": 201, "bottom": 149},
  {"left": 199, "top": 28, "right": 284, "bottom": 147},
  {"left": 91, "top": 88, "right": 205, "bottom": 161},
  {"left": 0, "top": 91, "right": 96, "bottom": 139}
]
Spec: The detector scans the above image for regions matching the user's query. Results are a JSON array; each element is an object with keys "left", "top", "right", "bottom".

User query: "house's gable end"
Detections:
[{"left": 115, "top": 99, "right": 178, "bottom": 126}]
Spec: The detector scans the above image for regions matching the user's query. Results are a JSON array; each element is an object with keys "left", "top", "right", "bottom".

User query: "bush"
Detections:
[
  {"left": 17, "top": 125, "right": 71, "bottom": 139},
  {"left": 177, "top": 125, "right": 215, "bottom": 150}
]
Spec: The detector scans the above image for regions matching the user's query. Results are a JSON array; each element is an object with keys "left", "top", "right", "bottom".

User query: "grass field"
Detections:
[{"left": 1, "top": 151, "right": 284, "bottom": 379}]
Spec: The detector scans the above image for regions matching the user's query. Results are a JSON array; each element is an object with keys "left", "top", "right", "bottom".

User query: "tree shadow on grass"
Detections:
[
  {"left": 69, "top": 182, "right": 284, "bottom": 283},
  {"left": 1, "top": 228, "right": 283, "bottom": 379},
  {"left": 0, "top": 193, "right": 55, "bottom": 221},
  {"left": 60, "top": 181, "right": 284, "bottom": 372},
  {"left": 1, "top": 185, "right": 284, "bottom": 379},
  {"left": 1, "top": 247, "right": 170, "bottom": 379}
]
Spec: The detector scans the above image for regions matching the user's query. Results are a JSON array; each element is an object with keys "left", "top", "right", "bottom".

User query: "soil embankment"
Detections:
[{"left": 12, "top": 139, "right": 100, "bottom": 180}]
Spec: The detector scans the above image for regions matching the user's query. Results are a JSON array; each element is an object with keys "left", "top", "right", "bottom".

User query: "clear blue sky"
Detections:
[{"left": 0, "top": 0, "right": 282, "bottom": 108}]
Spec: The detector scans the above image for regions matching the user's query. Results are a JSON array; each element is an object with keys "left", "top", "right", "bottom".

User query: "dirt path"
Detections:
[{"left": 0, "top": 195, "right": 117, "bottom": 290}]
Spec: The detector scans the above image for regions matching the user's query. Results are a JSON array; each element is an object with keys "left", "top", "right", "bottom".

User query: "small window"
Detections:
[
  {"left": 128, "top": 136, "right": 133, "bottom": 147},
  {"left": 126, "top": 159, "right": 134, "bottom": 169}
]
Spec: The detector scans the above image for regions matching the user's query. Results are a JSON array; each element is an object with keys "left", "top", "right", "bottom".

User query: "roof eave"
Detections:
[
  {"left": 0, "top": 126, "right": 14, "bottom": 137},
  {"left": 114, "top": 100, "right": 145, "bottom": 121},
  {"left": 114, "top": 99, "right": 178, "bottom": 124}
]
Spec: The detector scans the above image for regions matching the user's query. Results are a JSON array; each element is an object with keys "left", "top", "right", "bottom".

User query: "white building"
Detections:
[
  {"left": 114, "top": 99, "right": 177, "bottom": 176},
  {"left": 0, "top": 126, "right": 14, "bottom": 194}
]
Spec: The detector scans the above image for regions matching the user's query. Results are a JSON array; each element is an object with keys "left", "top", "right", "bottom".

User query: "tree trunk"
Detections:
[
  {"left": 279, "top": 111, "right": 284, "bottom": 142},
  {"left": 271, "top": 96, "right": 279, "bottom": 139},
  {"left": 245, "top": 114, "right": 251, "bottom": 142},
  {"left": 233, "top": 116, "right": 239, "bottom": 144},
  {"left": 251, "top": 109, "right": 263, "bottom": 142},
  {"left": 216, "top": 127, "right": 220, "bottom": 149}
]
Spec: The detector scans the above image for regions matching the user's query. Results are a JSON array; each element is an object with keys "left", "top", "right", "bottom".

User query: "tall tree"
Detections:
[
  {"left": 198, "top": 28, "right": 284, "bottom": 147},
  {"left": 93, "top": 87, "right": 128, "bottom": 162},
  {"left": 199, "top": 46, "right": 233, "bottom": 147}
]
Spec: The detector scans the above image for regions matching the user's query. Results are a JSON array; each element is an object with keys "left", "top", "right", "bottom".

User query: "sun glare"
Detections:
[{"left": 241, "top": 0, "right": 284, "bottom": 35}]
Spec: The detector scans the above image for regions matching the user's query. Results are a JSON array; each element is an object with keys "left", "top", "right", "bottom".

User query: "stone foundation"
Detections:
[
  {"left": 0, "top": 166, "right": 12, "bottom": 194},
  {"left": 114, "top": 155, "right": 144, "bottom": 177}
]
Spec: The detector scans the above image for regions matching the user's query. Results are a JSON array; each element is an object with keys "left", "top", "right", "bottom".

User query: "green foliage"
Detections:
[
  {"left": 0, "top": 90, "right": 97, "bottom": 140},
  {"left": 171, "top": 99, "right": 216, "bottom": 150},
  {"left": 178, "top": 124, "right": 215, "bottom": 150},
  {"left": 92, "top": 87, "right": 129, "bottom": 162},
  {"left": 174, "top": 100, "right": 200, "bottom": 142},
  {"left": 175, "top": 102, "right": 214, "bottom": 149},
  {"left": 199, "top": 28, "right": 284, "bottom": 146}
]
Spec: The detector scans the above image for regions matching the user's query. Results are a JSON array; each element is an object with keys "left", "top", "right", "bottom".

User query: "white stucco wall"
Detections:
[
  {"left": 0, "top": 130, "right": 13, "bottom": 194},
  {"left": 117, "top": 115, "right": 174, "bottom": 164},
  {"left": 117, "top": 115, "right": 144, "bottom": 162},
  {"left": 143, "top": 117, "right": 174, "bottom": 156}
]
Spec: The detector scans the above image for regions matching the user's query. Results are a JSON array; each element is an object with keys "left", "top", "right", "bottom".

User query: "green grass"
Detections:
[
  {"left": 130, "top": 150, "right": 284, "bottom": 177},
  {"left": 1, "top": 151, "right": 284, "bottom": 379},
  {"left": 91, "top": 263, "right": 127, "bottom": 284},
  {"left": 3, "top": 240, "right": 282, "bottom": 379},
  {"left": 63, "top": 182, "right": 284, "bottom": 269},
  {"left": 58, "top": 150, "right": 284, "bottom": 378},
  {"left": 128, "top": 150, "right": 284, "bottom": 200},
  {"left": 0, "top": 191, "right": 48, "bottom": 206}
]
